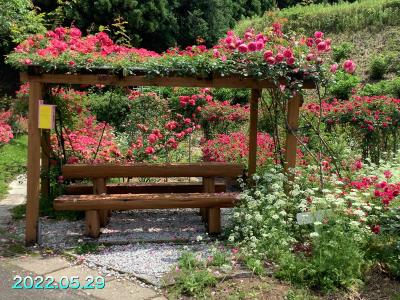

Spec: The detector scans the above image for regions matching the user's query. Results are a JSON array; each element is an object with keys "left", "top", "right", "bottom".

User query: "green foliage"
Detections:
[
  {"left": 235, "top": 0, "right": 400, "bottom": 36},
  {"left": 328, "top": 71, "right": 360, "bottom": 100},
  {"left": 211, "top": 88, "right": 250, "bottom": 105},
  {"left": 0, "top": 135, "right": 27, "bottom": 199},
  {"left": 171, "top": 252, "right": 217, "bottom": 297},
  {"left": 332, "top": 42, "right": 353, "bottom": 62},
  {"left": 87, "top": 89, "right": 131, "bottom": 132},
  {"left": 74, "top": 242, "right": 100, "bottom": 255},
  {"left": 0, "top": 0, "right": 46, "bottom": 46},
  {"left": 369, "top": 56, "right": 388, "bottom": 80},
  {"left": 276, "top": 221, "right": 367, "bottom": 290},
  {"left": 360, "top": 77, "right": 400, "bottom": 98}
]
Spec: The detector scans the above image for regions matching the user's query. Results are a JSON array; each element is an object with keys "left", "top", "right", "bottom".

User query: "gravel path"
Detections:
[{"left": 84, "top": 243, "right": 210, "bottom": 286}]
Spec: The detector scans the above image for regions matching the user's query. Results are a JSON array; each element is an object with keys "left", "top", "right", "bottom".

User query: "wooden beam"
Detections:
[
  {"left": 25, "top": 81, "right": 44, "bottom": 245},
  {"left": 248, "top": 89, "right": 261, "bottom": 177},
  {"left": 62, "top": 163, "right": 244, "bottom": 179},
  {"left": 54, "top": 193, "right": 238, "bottom": 210},
  {"left": 20, "top": 73, "right": 316, "bottom": 89},
  {"left": 65, "top": 182, "right": 226, "bottom": 195},
  {"left": 284, "top": 94, "right": 302, "bottom": 177}
]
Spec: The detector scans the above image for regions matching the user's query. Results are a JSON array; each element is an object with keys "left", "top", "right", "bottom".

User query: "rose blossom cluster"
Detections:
[
  {"left": 202, "top": 131, "right": 276, "bottom": 166},
  {"left": 303, "top": 96, "right": 400, "bottom": 132},
  {"left": 14, "top": 27, "right": 159, "bottom": 66},
  {"left": 0, "top": 111, "right": 14, "bottom": 145}
]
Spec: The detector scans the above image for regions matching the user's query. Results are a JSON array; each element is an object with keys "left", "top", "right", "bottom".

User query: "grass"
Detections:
[
  {"left": 235, "top": 0, "right": 400, "bottom": 36},
  {"left": 0, "top": 135, "right": 27, "bottom": 199}
]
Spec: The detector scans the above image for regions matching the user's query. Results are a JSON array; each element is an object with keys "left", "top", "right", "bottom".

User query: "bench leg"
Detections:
[
  {"left": 200, "top": 208, "right": 208, "bottom": 222},
  {"left": 85, "top": 210, "right": 100, "bottom": 238},
  {"left": 98, "top": 210, "right": 109, "bottom": 227},
  {"left": 207, "top": 208, "right": 221, "bottom": 235}
]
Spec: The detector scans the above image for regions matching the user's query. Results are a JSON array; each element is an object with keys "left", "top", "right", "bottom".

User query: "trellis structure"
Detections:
[{"left": 22, "top": 71, "right": 315, "bottom": 244}]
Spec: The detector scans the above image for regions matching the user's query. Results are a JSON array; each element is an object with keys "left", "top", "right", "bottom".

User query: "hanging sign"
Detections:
[{"left": 38, "top": 101, "right": 56, "bottom": 129}]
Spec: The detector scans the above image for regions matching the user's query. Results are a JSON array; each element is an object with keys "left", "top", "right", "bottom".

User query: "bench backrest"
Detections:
[{"left": 62, "top": 163, "right": 244, "bottom": 179}]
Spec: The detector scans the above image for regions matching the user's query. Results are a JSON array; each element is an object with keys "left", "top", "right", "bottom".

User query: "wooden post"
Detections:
[
  {"left": 248, "top": 89, "right": 261, "bottom": 177},
  {"left": 204, "top": 177, "right": 220, "bottom": 234},
  {"left": 284, "top": 94, "right": 303, "bottom": 177},
  {"left": 40, "top": 130, "right": 50, "bottom": 200},
  {"left": 25, "top": 82, "right": 44, "bottom": 245},
  {"left": 93, "top": 178, "right": 109, "bottom": 228}
]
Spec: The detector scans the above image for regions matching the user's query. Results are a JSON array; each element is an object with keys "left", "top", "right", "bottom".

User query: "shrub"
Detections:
[
  {"left": 200, "top": 101, "right": 249, "bottom": 138},
  {"left": 369, "top": 56, "right": 388, "bottom": 80},
  {"left": 303, "top": 95, "right": 400, "bottom": 162},
  {"left": 201, "top": 131, "right": 275, "bottom": 167},
  {"left": 229, "top": 160, "right": 400, "bottom": 290},
  {"left": 328, "top": 71, "right": 360, "bottom": 100},
  {"left": 88, "top": 89, "right": 131, "bottom": 132},
  {"left": 332, "top": 42, "right": 353, "bottom": 62}
]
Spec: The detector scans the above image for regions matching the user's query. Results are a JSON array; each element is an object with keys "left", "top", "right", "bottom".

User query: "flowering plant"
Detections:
[
  {"left": 0, "top": 111, "right": 14, "bottom": 145},
  {"left": 7, "top": 26, "right": 356, "bottom": 96},
  {"left": 303, "top": 96, "right": 400, "bottom": 162}
]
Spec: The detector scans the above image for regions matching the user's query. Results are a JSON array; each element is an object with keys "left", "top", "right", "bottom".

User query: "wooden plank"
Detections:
[
  {"left": 25, "top": 81, "right": 44, "bottom": 245},
  {"left": 248, "top": 89, "right": 261, "bottom": 177},
  {"left": 65, "top": 182, "right": 227, "bottom": 195},
  {"left": 85, "top": 210, "right": 100, "bottom": 238},
  {"left": 93, "top": 178, "right": 109, "bottom": 227},
  {"left": 284, "top": 94, "right": 302, "bottom": 177},
  {"left": 62, "top": 163, "right": 244, "bottom": 179},
  {"left": 54, "top": 193, "right": 238, "bottom": 210},
  {"left": 21, "top": 73, "right": 316, "bottom": 89}
]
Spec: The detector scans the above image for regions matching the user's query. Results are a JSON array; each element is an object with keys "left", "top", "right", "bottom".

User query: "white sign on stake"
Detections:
[{"left": 296, "top": 209, "right": 332, "bottom": 225}]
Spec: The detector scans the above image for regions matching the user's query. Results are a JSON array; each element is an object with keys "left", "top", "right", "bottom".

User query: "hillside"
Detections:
[{"left": 235, "top": 0, "right": 400, "bottom": 81}]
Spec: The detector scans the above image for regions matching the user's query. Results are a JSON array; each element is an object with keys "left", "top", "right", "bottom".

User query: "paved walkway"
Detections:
[{"left": 0, "top": 176, "right": 166, "bottom": 300}]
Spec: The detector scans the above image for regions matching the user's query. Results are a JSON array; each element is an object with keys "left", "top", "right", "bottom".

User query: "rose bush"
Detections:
[{"left": 303, "top": 95, "right": 400, "bottom": 162}]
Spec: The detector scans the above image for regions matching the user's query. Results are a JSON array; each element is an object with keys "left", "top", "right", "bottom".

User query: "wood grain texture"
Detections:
[
  {"left": 248, "top": 89, "right": 261, "bottom": 177},
  {"left": 62, "top": 163, "right": 244, "bottom": 179},
  {"left": 93, "top": 178, "right": 109, "bottom": 227},
  {"left": 284, "top": 94, "right": 302, "bottom": 174},
  {"left": 85, "top": 210, "right": 100, "bottom": 238},
  {"left": 54, "top": 192, "right": 238, "bottom": 210},
  {"left": 65, "top": 182, "right": 227, "bottom": 195},
  {"left": 203, "top": 178, "right": 220, "bottom": 234},
  {"left": 21, "top": 73, "right": 316, "bottom": 89},
  {"left": 25, "top": 81, "right": 43, "bottom": 245}
]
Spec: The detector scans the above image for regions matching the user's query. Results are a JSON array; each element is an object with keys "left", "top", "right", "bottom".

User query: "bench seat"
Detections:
[{"left": 54, "top": 192, "right": 238, "bottom": 210}]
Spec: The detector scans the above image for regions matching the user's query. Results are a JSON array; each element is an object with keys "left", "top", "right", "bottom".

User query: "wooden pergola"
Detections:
[{"left": 21, "top": 71, "right": 314, "bottom": 244}]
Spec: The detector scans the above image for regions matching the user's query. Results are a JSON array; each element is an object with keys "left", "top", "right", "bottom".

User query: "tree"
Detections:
[{"left": 0, "top": 0, "right": 46, "bottom": 95}]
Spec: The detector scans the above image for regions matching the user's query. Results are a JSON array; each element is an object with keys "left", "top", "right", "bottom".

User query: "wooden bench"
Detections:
[{"left": 54, "top": 163, "right": 243, "bottom": 238}]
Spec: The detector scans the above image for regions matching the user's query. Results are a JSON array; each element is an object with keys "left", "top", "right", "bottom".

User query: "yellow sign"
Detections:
[{"left": 39, "top": 104, "right": 55, "bottom": 129}]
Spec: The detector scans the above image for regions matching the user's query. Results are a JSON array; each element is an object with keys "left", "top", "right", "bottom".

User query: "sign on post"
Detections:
[{"left": 38, "top": 101, "right": 56, "bottom": 129}]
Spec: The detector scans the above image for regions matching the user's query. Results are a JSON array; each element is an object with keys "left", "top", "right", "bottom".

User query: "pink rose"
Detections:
[
  {"left": 266, "top": 56, "right": 275, "bottom": 64},
  {"left": 317, "top": 42, "right": 327, "bottom": 51},
  {"left": 248, "top": 42, "right": 257, "bottom": 52},
  {"left": 314, "top": 31, "right": 324, "bottom": 39},
  {"left": 238, "top": 43, "right": 248, "bottom": 53},
  {"left": 275, "top": 53, "right": 284, "bottom": 63},
  {"left": 283, "top": 49, "right": 293, "bottom": 58},
  {"left": 330, "top": 63, "right": 338, "bottom": 73},
  {"left": 263, "top": 50, "right": 273, "bottom": 60},
  {"left": 286, "top": 57, "right": 295, "bottom": 65},
  {"left": 145, "top": 146, "right": 155, "bottom": 154},
  {"left": 343, "top": 60, "right": 356, "bottom": 74},
  {"left": 148, "top": 133, "right": 157, "bottom": 144}
]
